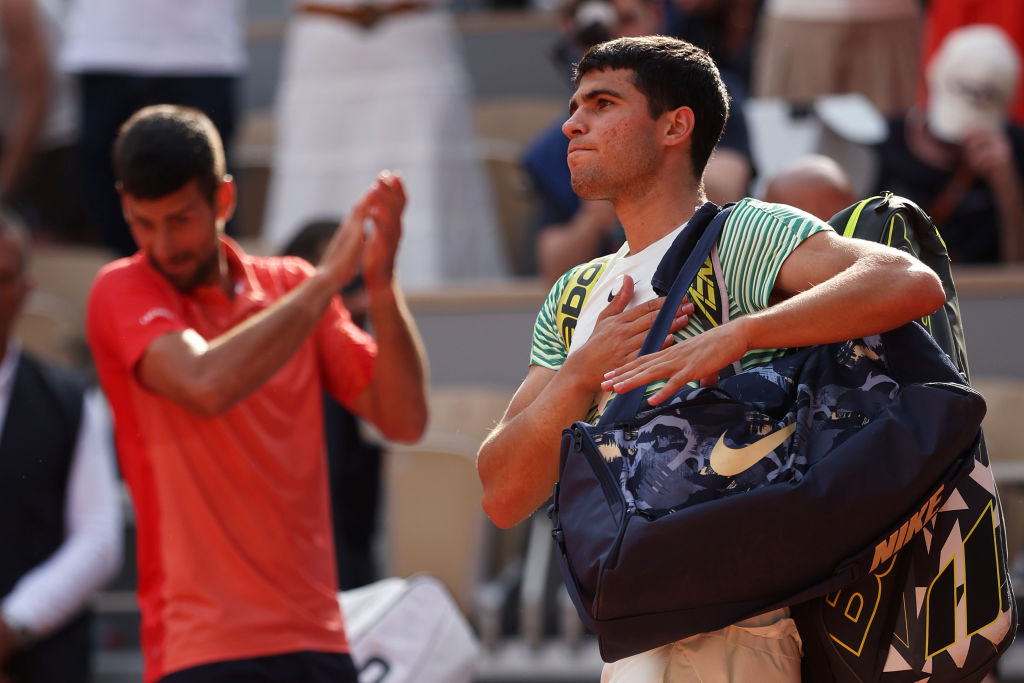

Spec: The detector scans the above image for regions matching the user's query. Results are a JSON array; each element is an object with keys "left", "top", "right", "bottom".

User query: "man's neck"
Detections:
[
  {"left": 203, "top": 234, "right": 234, "bottom": 298},
  {"left": 217, "top": 247, "right": 234, "bottom": 298},
  {"left": 616, "top": 185, "right": 706, "bottom": 254}
]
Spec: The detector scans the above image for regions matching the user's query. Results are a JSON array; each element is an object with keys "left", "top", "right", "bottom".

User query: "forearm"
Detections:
[
  {"left": 146, "top": 269, "right": 341, "bottom": 416},
  {"left": 741, "top": 251, "right": 943, "bottom": 351},
  {"left": 478, "top": 363, "right": 595, "bottom": 529},
  {"left": 0, "top": 0, "right": 51, "bottom": 197},
  {"left": 741, "top": 253, "right": 937, "bottom": 350},
  {"left": 359, "top": 283, "right": 429, "bottom": 442},
  {"left": 605, "top": 243, "right": 946, "bottom": 403}
]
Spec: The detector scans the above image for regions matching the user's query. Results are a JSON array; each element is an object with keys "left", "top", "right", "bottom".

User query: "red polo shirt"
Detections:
[{"left": 86, "top": 237, "right": 376, "bottom": 682}]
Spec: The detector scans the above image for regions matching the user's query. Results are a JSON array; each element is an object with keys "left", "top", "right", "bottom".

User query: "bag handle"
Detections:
[{"left": 597, "top": 204, "right": 733, "bottom": 427}]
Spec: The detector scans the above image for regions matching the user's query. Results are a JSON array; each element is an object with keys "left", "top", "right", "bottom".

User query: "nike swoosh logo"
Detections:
[
  {"left": 608, "top": 281, "right": 642, "bottom": 302},
  {"left": 709, "top": 423, "right": 796, "bottom": 476}
]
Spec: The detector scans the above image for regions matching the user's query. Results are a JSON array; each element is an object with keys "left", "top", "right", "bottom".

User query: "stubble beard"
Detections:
[
  {"left": 150, "top": 247, "right": 220, "bottom": 293},
  {"left": 570, "top": 167, "right": 610, "bottom": 202}
]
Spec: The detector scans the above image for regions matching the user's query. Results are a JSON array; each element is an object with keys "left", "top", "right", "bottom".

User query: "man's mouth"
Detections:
[{"left": 160, "top": 256, "right": 193, "bottom": 274}]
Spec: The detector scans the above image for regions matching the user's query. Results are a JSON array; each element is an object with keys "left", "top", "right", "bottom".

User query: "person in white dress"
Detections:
[{"left": 262, "top": 0, "right": 506, "bottom": 290}]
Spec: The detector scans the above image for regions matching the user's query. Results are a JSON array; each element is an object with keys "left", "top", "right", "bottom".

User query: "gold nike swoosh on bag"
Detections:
[{"left": 709, "top": 423, "right": 797, "bottom": 476}]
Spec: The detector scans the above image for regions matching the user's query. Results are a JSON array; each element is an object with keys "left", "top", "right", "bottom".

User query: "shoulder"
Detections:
[
  {"left": 88, "top": 254, "right": 175, "bottom": 315},
  {"left": 91, "top": 253, "right": 146, "bottom": 289},
  {"left": 546, "top": 254, "right": 615, "bottom": 307},
  {"left": 726, "top": 197, "right": 834, "bottom": 237},
  {"left": 17, "top": 352, "right": 88, "bottom": 419},
  {"left": 88, "top": 255, "right": 159, "bottom": 315},
  {"left": 19, "top": 352, "right": 87, "bottom": 390},
  {"left": 89, "top": 253, "right": 167, "bottom": 301}
]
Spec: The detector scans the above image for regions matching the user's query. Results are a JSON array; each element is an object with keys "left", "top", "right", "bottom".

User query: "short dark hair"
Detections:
[
  {"left": 573, "top": 35, "right": 730, "bottom": 178},
  {"left": 113, "top": 104, "right": 226, "bottom": 205}
]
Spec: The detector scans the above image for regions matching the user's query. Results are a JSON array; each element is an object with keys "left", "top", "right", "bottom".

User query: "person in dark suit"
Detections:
[{"left": 0, "top": 208, "right": 122, "bottom": 683}]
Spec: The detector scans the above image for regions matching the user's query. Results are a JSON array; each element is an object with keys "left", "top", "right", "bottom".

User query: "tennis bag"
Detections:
[
  {"left": 789, "top": 194, "right": 1017, "bottom": 682},
  {"left": 548, "top": 201, "right": 988, "bottom": 664}
]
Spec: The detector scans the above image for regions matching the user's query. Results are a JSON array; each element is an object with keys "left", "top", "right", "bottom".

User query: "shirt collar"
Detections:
[
  {"left": 220, "top": 235, "right": 267, "bottom": 302},
  {"left": 154, "top": 235, "right": 269, "bottom": 306}
]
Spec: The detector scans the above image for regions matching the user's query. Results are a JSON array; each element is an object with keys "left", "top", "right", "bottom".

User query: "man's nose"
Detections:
[
  {"left": 562, "top": 111, "right": 586, "bottom": 139},
  {"left": 150, "top": 226, "right": 173, "bottom": 260}
]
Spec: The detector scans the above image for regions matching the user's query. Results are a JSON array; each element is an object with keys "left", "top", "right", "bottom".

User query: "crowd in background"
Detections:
[
  {"left": 1, "top": 0, "right": 1022, "bottom": 275},
  {"left": 0, "top": 0, "right": 1022, "bottom": 680}
]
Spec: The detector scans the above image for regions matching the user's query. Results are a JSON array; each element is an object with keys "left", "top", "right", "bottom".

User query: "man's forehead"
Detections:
[
  {"left": 571, "top": 68, "right": 638, "bottom": 103},
  {"left": 576, "top": 67, "right": 635, "bottom": 88},
  {"left": 124, "top": 180, "right": 206, "bottom": 213}
]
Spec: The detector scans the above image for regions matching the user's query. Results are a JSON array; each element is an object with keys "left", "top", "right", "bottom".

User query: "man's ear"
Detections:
[
  {"left": 662, "top": 106, "right": 695, "bottom": 148},
  {"left": 215, "top": 175, "right": 237, "bottom": 224}
]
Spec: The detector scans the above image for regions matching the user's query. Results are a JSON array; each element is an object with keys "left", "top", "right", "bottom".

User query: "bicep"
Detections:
[{"left": 771, "top": 230, "right": 866, "bottom": 300}]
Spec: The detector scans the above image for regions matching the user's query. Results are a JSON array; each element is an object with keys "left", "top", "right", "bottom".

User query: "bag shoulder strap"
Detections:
[{"left": 830, "top": 192, "right": 970, "bottom": 378}]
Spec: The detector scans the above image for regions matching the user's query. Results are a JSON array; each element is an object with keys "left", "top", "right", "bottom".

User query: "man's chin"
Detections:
[
  {"left": 569, "top": 174, "right": 609, "bottom": 201},
  {"left": 162, "top": 271, "right": 200, "bottom": 293},
  {"left": 150, "top": 260, "right": 198, "bottom": 292},
  {"left": 570, "top": 181, "right": 598, "bottom": 200}
]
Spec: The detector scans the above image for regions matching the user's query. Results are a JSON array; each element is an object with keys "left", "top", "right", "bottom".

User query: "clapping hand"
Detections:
[{"left": 318, "top": 171, "right": 407, "bottom": 291}]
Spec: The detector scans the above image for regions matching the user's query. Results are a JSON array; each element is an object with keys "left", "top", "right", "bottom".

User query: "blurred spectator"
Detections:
[
  {"left": 917, "top": 0, "right": 1024, "bottom": 127},
  {"left": 281, "top": 218, "right": 383, "bottom": 591},
  {"left": 872, "top": 24, "right": 1024, "bottom": 264},
  {"left": 762, "top": 154, "right": 856, "bottom": 221},
  {"left": 666, "top": 0, "right": 762, "bottom": 92},
  {"left": 753, "top": 0, "right": 922, "bottom": 117},
  {"left": 0, "top": 209, "right": 122, "bottom": 683},
  {"left": 59, "top": 0, "right": 246, "bottom": 257},
  {"left": 261, "top": 0, "right": 505, "bottom": 290},
  {"left": 0, "top": 0, "right": 88, "bottom": 243},
  {"left": 525, "top": 0, "right": 755, "bottom": 283}
]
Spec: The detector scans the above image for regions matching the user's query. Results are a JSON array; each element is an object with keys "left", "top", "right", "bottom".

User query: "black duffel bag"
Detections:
[{"left": 548, "top": 205, "right": 986, "bottom": 664}]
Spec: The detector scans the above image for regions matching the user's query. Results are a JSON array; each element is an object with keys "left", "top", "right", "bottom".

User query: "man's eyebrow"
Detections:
[{"left": 568, "top": 87, "right": 622, "bottom": 114}]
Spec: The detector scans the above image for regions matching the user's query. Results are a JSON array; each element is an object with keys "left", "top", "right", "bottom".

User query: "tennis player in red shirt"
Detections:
[{"left": 86, "top": 104, "right": 428, "bottom": 683}]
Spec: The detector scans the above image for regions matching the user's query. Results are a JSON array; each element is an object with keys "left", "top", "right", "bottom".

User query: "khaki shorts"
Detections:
[{"left": 600, "top": 608, "right": 802, "bottom": 683}]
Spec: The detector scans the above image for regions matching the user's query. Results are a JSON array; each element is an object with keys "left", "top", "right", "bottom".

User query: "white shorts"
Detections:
[{"left": 600, "top": 608, "right": 803, "bottom": 683}]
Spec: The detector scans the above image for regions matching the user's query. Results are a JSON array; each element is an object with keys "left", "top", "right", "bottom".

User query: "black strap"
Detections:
[{"left": 597, "top": 204, "right": 734, "bottom": 427}]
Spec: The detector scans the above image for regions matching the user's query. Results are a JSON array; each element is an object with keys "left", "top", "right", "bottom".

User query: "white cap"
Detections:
[{"left": 926, "top": 24, "right": 1021, "bottom": 142}]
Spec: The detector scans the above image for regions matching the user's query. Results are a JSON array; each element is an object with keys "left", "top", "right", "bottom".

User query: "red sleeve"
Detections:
[
  {"left": 315, "top": 295, "right": 377, "bottom": 409},
  {"left": 86, "top": 260, "right": 188, "bottom": 373},
  {"left": 274, "top": 257, "right": 378, "bottom": 408}
]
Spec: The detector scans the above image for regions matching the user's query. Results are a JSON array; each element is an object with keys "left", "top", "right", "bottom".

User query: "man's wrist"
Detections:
[{"left": 364, "top": 275, "right": 398, "bottom": 301}]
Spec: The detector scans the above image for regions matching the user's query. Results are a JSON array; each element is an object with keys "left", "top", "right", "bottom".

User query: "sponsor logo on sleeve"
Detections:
[{"left": 139, "top": 308, "right": 176, "bottom": 326}]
